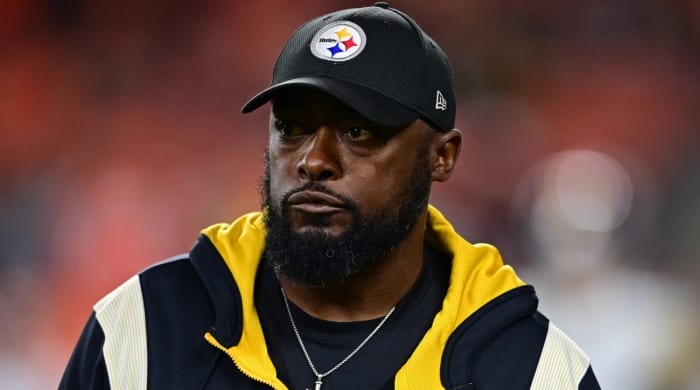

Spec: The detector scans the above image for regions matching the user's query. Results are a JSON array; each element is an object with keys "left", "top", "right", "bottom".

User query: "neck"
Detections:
[{"left": 278, "top": 213, "right": 427, "bottom": 322}]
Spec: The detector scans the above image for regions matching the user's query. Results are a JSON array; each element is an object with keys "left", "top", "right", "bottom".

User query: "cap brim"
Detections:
[{"left": 241, "top": 77, "right": 418, "bottom": 128}]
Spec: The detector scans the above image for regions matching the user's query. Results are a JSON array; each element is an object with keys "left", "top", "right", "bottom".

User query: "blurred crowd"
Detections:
[{"left": 1, "top": 0, "right": 699, "bottom": 388}]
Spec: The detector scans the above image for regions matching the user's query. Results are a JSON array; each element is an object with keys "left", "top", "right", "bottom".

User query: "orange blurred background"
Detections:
[{"left": 1, "top": 1, "right": 699, "bottom": 388}]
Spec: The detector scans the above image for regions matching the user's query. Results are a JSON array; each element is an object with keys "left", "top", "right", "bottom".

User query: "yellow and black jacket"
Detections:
[{"left": 60, "top": 206, "right": 600, "bottom": 389}]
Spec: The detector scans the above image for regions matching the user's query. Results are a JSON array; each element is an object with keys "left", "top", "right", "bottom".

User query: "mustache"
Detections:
[{"left": 281, "top": 182, "right": 357, "bottom": 211}]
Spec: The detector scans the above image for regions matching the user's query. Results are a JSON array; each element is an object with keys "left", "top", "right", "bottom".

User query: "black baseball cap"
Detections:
[{"left": 241, "top": 2, "right": 456, "bottom": 131}]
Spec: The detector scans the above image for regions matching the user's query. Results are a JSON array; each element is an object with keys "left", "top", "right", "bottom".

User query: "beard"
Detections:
[{"left": 260, "top": 144, "right": 433, "bottom": 287}]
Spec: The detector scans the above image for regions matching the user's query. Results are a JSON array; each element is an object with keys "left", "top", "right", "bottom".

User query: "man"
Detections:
[{"left": 60, "top": 3, "right": 600, "bottom": 389}]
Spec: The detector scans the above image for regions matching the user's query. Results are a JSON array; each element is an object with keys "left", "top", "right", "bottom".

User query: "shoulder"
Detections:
[
  {"left": 530, "top": 320, "right": 598, "bottom": 389},
  {"left": 89, "top": 254, "right": 224, "bottom": 389},
  {"left": 442, "top": 286, "right": 599, "bottom": 389},
  {"left": 94, "top": 255, "right": 199, "bottom": 316}
]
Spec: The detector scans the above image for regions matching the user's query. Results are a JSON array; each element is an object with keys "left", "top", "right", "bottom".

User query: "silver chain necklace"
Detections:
[{"left": 280, "top": 287, "right": 395, "bottom": 390}]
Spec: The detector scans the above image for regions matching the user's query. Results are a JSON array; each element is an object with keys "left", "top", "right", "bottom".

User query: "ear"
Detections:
[{"left": 431, "top": 129, "right": 462, "bottom": 182}]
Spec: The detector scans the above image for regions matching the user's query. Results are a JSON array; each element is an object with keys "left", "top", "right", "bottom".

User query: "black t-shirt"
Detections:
[{"left": 255, "top": 246, "right": 450, "bottom": 389}]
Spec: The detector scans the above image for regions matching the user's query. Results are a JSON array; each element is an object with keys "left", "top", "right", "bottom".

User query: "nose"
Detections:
[{"left": 297, "top": 127, "right": 340, "bottom": 181}]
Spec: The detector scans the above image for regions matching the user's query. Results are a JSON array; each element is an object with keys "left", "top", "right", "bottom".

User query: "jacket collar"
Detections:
[{"left": 194, "top": 206, "right": 527, "bottom": 389}]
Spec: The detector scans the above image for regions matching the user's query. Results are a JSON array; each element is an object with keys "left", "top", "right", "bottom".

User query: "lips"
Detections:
[{"left": 287, "top": 190, "right": 347, "bottom": 214}]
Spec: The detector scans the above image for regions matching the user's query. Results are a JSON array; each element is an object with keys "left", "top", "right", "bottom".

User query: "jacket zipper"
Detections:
[{"left": 204, "top": 332, "right": 287, "bottom": 390}]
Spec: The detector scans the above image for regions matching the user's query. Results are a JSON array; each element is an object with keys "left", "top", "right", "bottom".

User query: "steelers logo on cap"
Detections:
[{"left": 310, "top": 21, "right": 366, "bottom": 62}]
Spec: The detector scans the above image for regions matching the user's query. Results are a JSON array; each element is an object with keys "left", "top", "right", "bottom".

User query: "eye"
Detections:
[
  {"left": 274, "top": 120, "right": 305, "bottom": 137},
  {"left": 343, "top": 126, "right": 372, "bottom": 141}
]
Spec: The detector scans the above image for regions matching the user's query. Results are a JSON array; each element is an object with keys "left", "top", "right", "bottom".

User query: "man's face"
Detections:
[{"left": 261, "top": 88, "right": 435, "bottom": 287}]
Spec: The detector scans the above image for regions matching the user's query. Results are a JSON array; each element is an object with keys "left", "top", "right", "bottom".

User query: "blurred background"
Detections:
[{"left": 1, "top": 0, "right": 699, "bottom": 388}]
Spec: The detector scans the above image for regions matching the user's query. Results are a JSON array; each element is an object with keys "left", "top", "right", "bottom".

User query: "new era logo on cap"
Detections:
[
  {"left": 311, "top": 21, "right": 367, "bottom": 62},
  {"left": 435, "top": 90, "right": 447, "bottom": 111}
]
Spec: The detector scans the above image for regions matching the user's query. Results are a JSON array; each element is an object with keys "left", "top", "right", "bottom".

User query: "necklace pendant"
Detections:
[{"left": 305, "top": 375, "right": 322, "bottom": 390}]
